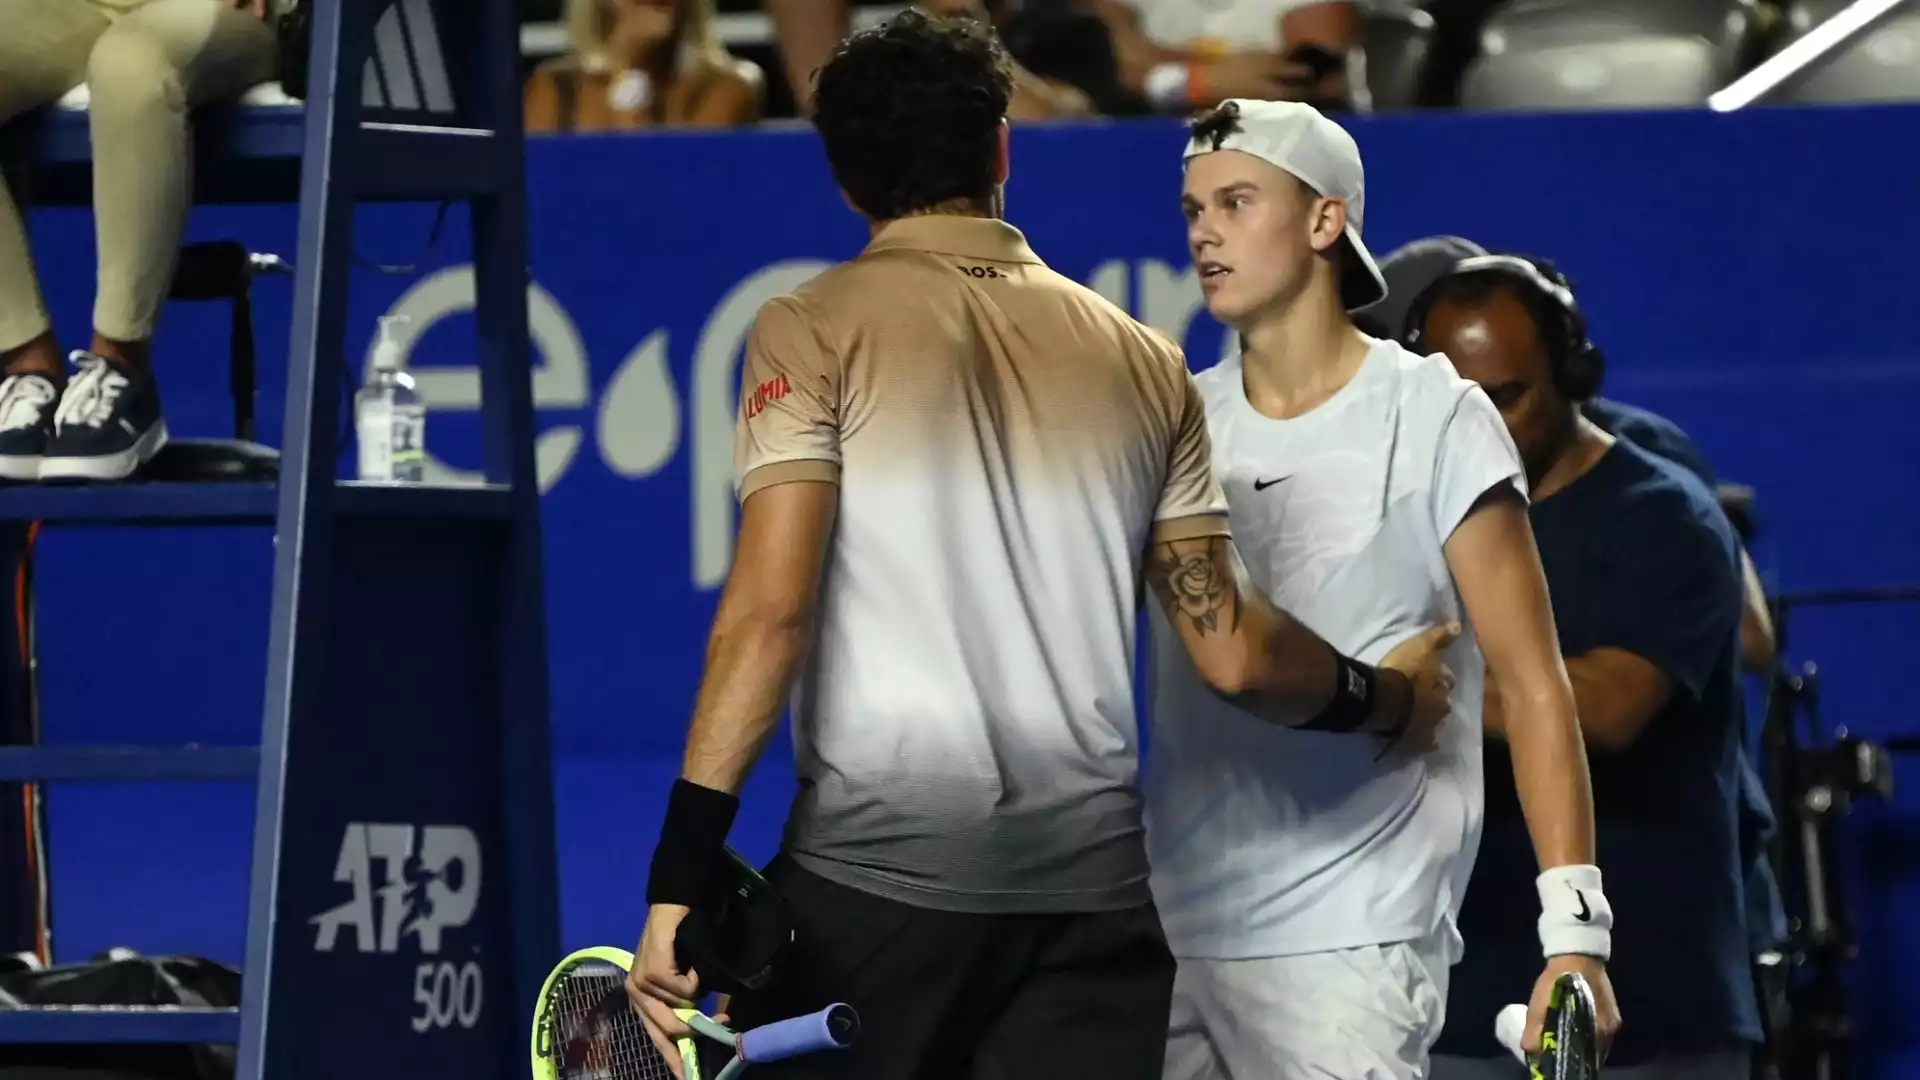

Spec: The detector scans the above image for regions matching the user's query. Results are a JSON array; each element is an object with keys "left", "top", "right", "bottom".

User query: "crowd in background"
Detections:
[
  {"left": 516, "top": 0, "right": 1914, "bottom": 134},
  {"left": 518, "top": 0, "right": 1461, "bottom": 131}
]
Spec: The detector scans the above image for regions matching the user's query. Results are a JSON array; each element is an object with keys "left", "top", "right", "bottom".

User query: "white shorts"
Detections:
[{"left": 1164, "top": 932, "right": 1452, "bottom": 1080}]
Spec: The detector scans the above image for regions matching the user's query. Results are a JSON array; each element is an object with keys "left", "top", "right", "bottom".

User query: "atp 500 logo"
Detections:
[{"left": 310, "top": 823, "right": 484, "bottom": 1034}]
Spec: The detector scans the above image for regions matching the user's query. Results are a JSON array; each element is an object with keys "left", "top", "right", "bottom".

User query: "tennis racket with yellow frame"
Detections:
[
  {"left": 530, "top": 946, "right": 858, "bottom": 1080},
  {"left": 1496, "top": 971, "right": 1601, "bottom": 1080}
]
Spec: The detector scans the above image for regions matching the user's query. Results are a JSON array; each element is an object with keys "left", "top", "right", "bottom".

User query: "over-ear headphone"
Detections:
[{"left": 1401, "top": 253, "right": 1605, "bottom": 402}]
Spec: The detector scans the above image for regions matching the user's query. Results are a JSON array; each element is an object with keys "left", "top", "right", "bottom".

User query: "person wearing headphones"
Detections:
[
  {"left": 1379, "top": 236, "right": 1791, "bottom": 979},
  {"left": 1402, "top": 253, "right": 1764, "bottom": 1079},
  {"left": 1377, "top": 237, "right": 1779, "bottom": 673}
]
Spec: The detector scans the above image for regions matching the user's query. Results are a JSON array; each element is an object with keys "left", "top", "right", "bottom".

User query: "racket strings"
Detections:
[{"left": 545, "top": 963, "right": 677, "bottom": 1080}]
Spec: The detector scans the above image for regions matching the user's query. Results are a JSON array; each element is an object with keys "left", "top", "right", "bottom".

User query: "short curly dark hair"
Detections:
[{"left": 811, "top": 10, "right": 1015, "bottom": 222}]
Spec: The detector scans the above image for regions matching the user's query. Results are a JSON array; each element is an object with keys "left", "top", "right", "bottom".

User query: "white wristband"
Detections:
[
  {"left": 1536, "top": 864, "right": 1612, "bottom": 960},
  {"left": 1144, "top": 61, "right": 1190, "bottom": 110}
]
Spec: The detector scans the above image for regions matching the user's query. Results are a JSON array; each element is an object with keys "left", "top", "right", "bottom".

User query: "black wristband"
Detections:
[
  {"left": 646, "top": 779, "right": 741, "bottom": 907},
  {"left": 1296, "top": 644, "right": 1379, "bottom": 733}
]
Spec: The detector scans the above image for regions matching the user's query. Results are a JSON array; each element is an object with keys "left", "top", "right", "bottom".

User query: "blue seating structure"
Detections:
[{"left": 0, "top": 2, "right": 561, "bottom": 1076}]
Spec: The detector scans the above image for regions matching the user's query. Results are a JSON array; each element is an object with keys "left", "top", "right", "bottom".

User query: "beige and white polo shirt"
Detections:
[{"left": 734, "top": 214, "right": 1227, "bottom": 913}]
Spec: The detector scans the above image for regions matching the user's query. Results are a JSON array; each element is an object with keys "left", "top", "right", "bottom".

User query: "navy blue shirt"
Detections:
[
  {"left": 1436, "top": 439, "right": 1763, "bottom": 1065},
  {"left": 1584, "top": 397, "right": 1716, "bottom": 487},
  {"left": 1584, "top": 397, "right": 1787, "bottom": 954}
]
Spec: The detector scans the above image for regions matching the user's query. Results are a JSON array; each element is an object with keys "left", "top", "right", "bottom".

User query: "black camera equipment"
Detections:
[{"left": 1760, "top": 585, "right": 1920, "bottom": 1080}]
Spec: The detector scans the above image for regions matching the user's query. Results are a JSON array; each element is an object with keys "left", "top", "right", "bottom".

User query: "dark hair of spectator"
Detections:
[{"left": 812, "top": 10, "right": 1015, "bottom": 221}]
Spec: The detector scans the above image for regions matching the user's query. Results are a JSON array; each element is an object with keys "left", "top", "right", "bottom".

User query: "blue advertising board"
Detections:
[{"left": 21, "top": 104, "right": 1920, "bottom": 1071}]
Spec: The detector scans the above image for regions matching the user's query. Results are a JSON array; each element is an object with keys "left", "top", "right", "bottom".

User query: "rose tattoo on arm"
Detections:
[{"left": 1148, "top": 537, "right": 1240, "bottom": 635}]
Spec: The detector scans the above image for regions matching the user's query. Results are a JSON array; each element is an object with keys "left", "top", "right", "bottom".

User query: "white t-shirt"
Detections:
[
  {"left": 1144, "top": 338, "right": 1526, "bottom": 961},
  {"left": 1123, "top": 0, "right": 1329, "bottom": 53}
]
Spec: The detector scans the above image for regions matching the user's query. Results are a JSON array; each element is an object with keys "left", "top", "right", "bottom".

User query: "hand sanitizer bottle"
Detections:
[{"left": 355, "top": 316, "right": 426, "bottom": 483}]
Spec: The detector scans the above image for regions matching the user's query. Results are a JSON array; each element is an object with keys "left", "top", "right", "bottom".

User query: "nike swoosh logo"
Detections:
[
  {"left": 1252, "top": 476, "right": 1291, "bottom": 492},
  {"left": 1573, "top": 890, "right": 1592, "bottom": 923}
]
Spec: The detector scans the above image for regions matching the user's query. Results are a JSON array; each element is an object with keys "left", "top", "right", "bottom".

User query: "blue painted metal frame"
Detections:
[
  {"left": 0, "top": 105, "right": 305, "bottom": 169},
  {"left": 234, "top": 1, "right": 557, "bottom": 1075},
  {"left": 239, "top": 0, "right": 366, "bottom": 1047},
  {"left": 0, "top": 747, "right": 259, "bottom": 782},
  {"left": 0, "top": 1006, "right": 242, "bottom": 1044},
  {"left": 0, "top": 480, "right": 510, "bottom": 526},
  {"left": 471, "top": 0, "right": 566, "bottom": 1050},
  {"left": 0, "top": 0, "right": 558, "bottom": 1067}
]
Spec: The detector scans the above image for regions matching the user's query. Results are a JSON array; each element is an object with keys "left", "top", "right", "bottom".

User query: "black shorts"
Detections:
[{"left": 721, "top": 854, "right": 1176, "bottom": 1080}]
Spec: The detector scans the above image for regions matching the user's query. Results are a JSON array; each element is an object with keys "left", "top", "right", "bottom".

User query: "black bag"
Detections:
[
  {"left": 0, "top": 953, "right": 240, "bottom": 1080},
  {"left": 276, "top": 1, "right": 312, "bottom": 101}
]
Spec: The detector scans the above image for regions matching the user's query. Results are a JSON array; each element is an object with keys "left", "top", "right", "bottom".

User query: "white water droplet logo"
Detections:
[{"left": 597, "top": 328, "right": 680, "bottom": 478}]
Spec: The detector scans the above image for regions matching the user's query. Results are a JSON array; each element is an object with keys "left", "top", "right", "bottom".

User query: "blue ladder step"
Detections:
[
  {"left": 0, "top": 481, "right": 275, "bottom": 524},
  {"left": 0, "top": 101, "right": 305, "bottom": 168},
  {"left": 0, "top": 480, "right": 512, "bottom": 525},
  {"left": 4, "top": 109, "right": 503, "bottom": 203},
  {"left": 0, "top": 1006, "right": 241, "bottom": 1044},
  {"left": 0, "top": 745, "right": 259, "bottom": 782}
]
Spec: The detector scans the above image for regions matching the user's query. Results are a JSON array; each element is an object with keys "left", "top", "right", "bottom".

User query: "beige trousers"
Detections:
[{"left": 0, "top": 0, "right": 277, "bottom": 352}]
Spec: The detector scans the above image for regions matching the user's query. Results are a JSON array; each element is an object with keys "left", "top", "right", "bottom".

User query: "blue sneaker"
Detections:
[
  {"left": 0, "top": 372, "right": 60, "bottom": 481},
  {"left": 39, "top": 352, "right": 168, "bottom": 482}
]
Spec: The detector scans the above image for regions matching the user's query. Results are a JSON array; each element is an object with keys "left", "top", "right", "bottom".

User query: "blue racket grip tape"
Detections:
[{"left": 738, "top": 1004, "right": 860, "bottom": 1062}]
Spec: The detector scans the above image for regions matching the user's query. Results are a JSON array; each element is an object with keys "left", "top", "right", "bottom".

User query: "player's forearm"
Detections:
[
  {"left": 765, "top": 0, "right": 849, "bottom": 113},
  {"left": 1229, "top": 593, "right": 1415, "bottom": 730},
  {"left": 1501, "top": 680, "right": 1597, "bottom": 870},
  {"left": 648, "top": 617, "right": 802, "bottom": 909},
  {"left": 1223, "top": 594, "right": 1340, "bottom": 717},
  {"left": 1504, "top": 678, "right": 1617, "bottom": 962},
  {"left": 1150, "top": 535, "right": 1408, "bottom": 731},
  {"left": 680, "top": 617, "right": 810, "bottom": 795},
  {"left": 1447, "top": 494, "right": 1595, "bottom": 867}
]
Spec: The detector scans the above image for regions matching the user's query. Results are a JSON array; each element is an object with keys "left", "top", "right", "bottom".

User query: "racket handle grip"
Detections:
[{"left": 737, "top": 1003, "right": 860, "bottom": 1063}]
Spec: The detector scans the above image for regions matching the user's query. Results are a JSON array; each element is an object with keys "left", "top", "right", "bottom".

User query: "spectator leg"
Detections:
[
  {"left": 85, "top": 0, "right": 276, "bottom": 357},
  {"left": 0, "top": 0, "right": 108, "bottom": 365}
]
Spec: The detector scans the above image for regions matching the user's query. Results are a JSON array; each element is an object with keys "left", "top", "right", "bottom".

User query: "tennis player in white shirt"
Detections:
[{"left": 1144, "top": 100, "right": 1623, "bottom": 1079}]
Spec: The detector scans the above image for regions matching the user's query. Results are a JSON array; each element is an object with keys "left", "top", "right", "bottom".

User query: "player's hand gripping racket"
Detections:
[
  {"left": 530, "top": 947, "right": 859, "bottom": 1080},
  {"left": 1495, "top": 972, "right": 1601, "bottom": 1080}
]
